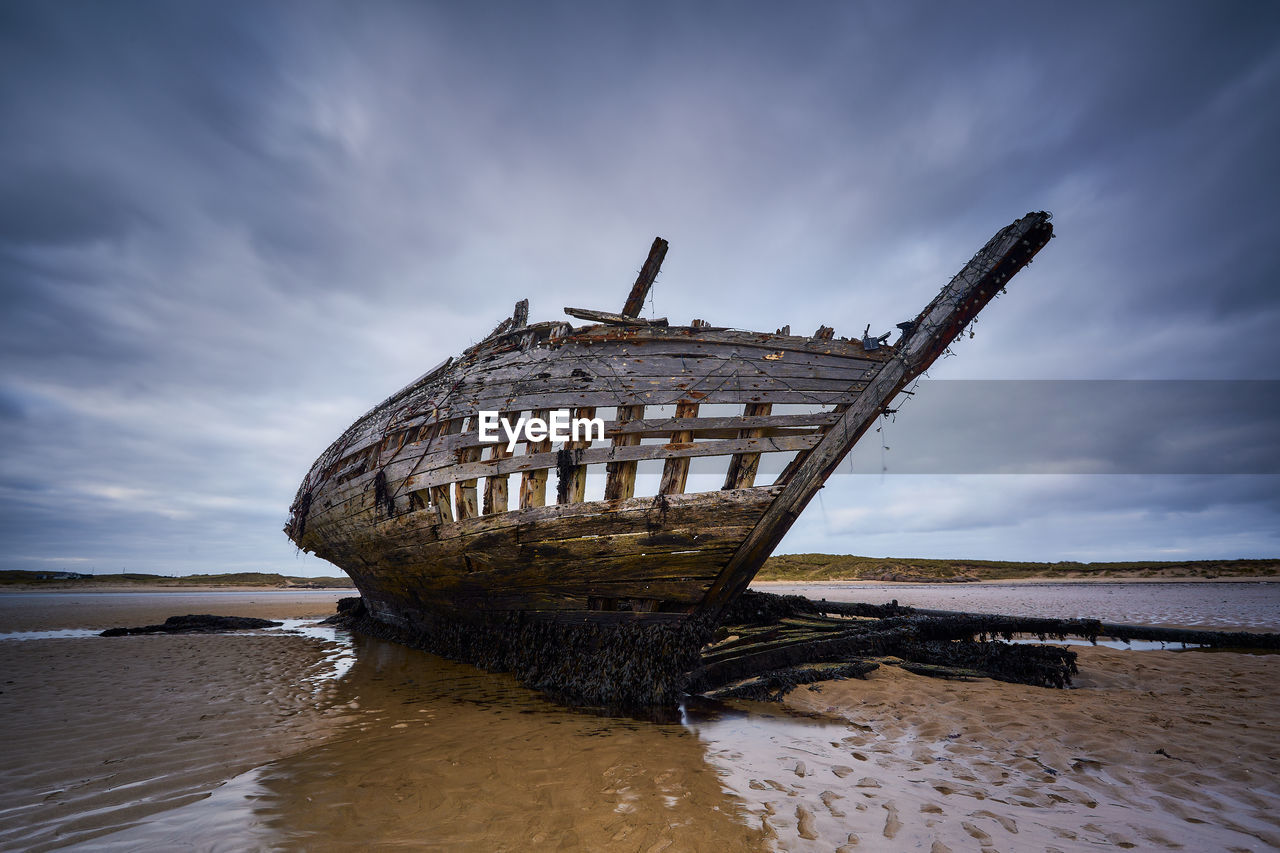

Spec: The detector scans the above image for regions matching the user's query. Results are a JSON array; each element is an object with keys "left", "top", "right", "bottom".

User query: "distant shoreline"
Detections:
[
  {"left": 4, "top": 556, "right": 1277, "bottom": 592},
  {"left": 0, "top": 585, "right": 353, "bottom": 594},
  {"left": 754, "top": 576, "right": 1278, "bottom": 586},
  {"left": 755, "top": 554, "right": 1279, "bottom": 584},
  {"left": 0, "top": 570, "right": 353, "bottom": 592}
]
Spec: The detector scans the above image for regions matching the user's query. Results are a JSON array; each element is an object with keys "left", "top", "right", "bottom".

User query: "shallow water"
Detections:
[
  {"left": 760, "top": 580, "right": 1280, "bottom": 632},
  {"left": 2, "top": 586, "right": 1277, "bottom": 850}
]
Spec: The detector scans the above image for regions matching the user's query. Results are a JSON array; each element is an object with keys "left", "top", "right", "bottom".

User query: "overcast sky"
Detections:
[{"left": 2, "top": 0, "right": 1278, "bottom": 576}]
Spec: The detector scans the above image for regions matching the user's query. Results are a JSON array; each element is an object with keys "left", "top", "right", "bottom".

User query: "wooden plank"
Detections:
[
  {"left": 621, "top": 236, "right": 668, "bottom": 317},
  {"left": 569, "top": 327, "right": 892, "bottom": 361},
  {"left": 364, "top": 412, "right": 839, "bottom": 469},
  {"left": 564, "top": 307, "right": 668, "bottom": 326},
  {"left": 723, "top": 402, "right": 771, "bottom": 489},
  {"left": 445, "top": 364, "right": 875, "bottom": 402},
  {"left": 604, "top": 404, "right": 644, "bottom": 500},
  {"left": 310, "top": 431, "right": 810, "bottom": 522},
  {"left": 482, "top": 411, "right": 513, "bottom": 514},
  {"left": 659, "top": 401, "right": 699, "bottom": 495},
  {"left": 519, "top": 408, "right": 552, "bottom": 509},
  {"left": 558, "top": 406, "right": 595, "bottom": 504},
  {"left": 453, "top": 445, "right": 481, "bottom": 520},
  {"left": 311, "top": 485, "right": 778, "bottom": 563},
  {"left": 434, "top": 387, "right": 869, "bottom": 417},
  {"left": 403, "top": 434, "right": 820, "bottom": 493}
]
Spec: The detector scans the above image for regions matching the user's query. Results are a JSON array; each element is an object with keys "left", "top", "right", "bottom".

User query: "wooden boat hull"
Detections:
[{"left": 286, "top": 212, "right": 1055, "bottom": 704}]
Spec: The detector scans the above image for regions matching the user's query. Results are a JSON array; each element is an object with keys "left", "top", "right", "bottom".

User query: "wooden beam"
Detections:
[
  {"left": 658, "top": 401, "right": 699, "bottom": 495},
  {"left": 519, "top": 409, "right": 552, "bottom": 508},
  {"left": 621, "top": 237, "right": 669, "bottom": 318},
  {"left": 558, "top": 406, "right": 595, "bottom": 504},
  {"left": 564, "top": 307, "right": 668, "bottom": 326},
  {"left": 482, "top": 411, "right": 513, "bottom": 514},
  {"left": 427, "top": 417, "right": 463, "bottom": 522},
  {"left": 604, "top": 404, "right": 645, "bottom": 500},
  {"left": 723, "top": 402, "right": 771, "bottom": 489}
]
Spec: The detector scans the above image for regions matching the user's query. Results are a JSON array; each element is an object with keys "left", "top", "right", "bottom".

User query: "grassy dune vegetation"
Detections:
[
  {"left": 757, "top": 554, "right": 1280, "bottom": 583},
  {"left": 0, "top": 571, "right": 355, "bottom": 589}
]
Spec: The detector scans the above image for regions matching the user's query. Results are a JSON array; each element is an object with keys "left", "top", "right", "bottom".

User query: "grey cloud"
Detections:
[{"left": 1, "top": 0, "right": 1277, "bottom": 573}]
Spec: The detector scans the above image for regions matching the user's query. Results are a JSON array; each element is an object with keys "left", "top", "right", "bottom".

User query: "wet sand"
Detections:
[
  {"left": 1, "top": 588, "right": 1277, "bottom": 850},
  {"left": 0, "top": 589, "right": 349, "bottom": 633}
]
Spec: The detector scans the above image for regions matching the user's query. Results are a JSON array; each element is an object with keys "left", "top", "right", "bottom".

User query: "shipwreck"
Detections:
[{"left": 286, "top": 212, "right": 1055, "bottom": 706}]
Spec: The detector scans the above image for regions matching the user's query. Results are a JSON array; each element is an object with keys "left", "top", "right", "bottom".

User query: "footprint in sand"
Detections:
[
  {"left": 882, "top": 803, "right": 901, "bottom": 839},
  {"left": 961, "top": 821, "right": 992, "bottom": 844},
  {"left": 795, "top": 804, "right": 819, "bottom": 840},
  {"left": 820, "top": 790, "right": 845, "bottom": 817},
  {"left": 972, "top": 809, "right": 1018, "bottom": 834}
]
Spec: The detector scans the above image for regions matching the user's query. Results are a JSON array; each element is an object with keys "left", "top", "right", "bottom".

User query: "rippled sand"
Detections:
[{"left": 1, "top": 589, "right": 1277, "bottom": 850}]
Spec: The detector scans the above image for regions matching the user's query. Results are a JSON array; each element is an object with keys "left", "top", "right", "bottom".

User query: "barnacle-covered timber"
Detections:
[{"left": 286, "top": 212, "right": 1054, "bottom": 705}]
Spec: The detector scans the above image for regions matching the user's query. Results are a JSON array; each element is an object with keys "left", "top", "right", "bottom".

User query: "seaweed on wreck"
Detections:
[
  {"left": 325, "top": 590, "right": 1280, "bottom": 709},
  {"left": 325, "top": 598, "right": 716, "bottom": 709}
]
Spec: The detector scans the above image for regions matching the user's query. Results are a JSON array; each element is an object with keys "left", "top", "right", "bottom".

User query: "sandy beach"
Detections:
[{"left": 1, "top": 586, "right": 1276, "bottom": 851}]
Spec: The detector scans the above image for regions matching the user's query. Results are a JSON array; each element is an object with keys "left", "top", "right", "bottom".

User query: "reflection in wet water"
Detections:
[{"left": 81, "top": 633, "right": 783, "bottom": 851}]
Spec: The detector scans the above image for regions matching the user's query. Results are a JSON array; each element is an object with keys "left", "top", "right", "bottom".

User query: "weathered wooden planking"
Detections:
[
  {"left": 311, "top": 426, "right": 810, "bottom": 519},
  {"left": 519, "top": 408, "right": 553, "bottom": 508},
  {"left": 400, "top": 434, "right": 820, "bottom": 494},
  {"left": 564, "top": 307, "right": 668, "bottom": 326},
  {"left": 300, "top": 485, "right": 777, "bottom": 563},
  {"left": 604, "top": 404, "right": 645, "bottom": 501},
  {"left": 569, "top": 327, "right": 892, "bottom": 361},
  {"left": 724, "top": 402, "right": 771, "bottom": 489},
  {"left": 378, "top": 412, "right": 838, "bottom": 471},
  {"left": 559, "top": 406, "right": 595, "bottom": 504},
  {"left": 301, "top": 342, "right": 880, "bottom": 476},
  {"left": 659, "top": 401, "right": 699, "bottom": 495},
  {"left": 299, "top": 326, "right": 887, "bottom": 478}
]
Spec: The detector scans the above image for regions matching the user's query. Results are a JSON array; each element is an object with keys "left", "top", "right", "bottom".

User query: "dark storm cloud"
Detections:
[{"left": 1, "top": 0, "right": 1278, "bottom": 573}]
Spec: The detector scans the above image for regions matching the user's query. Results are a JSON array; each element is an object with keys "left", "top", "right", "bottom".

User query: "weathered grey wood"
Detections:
[
  {"left": 570, "top": 327, "right": 890, "bottom": 361},
  {"left": 432, "top": 387, "right": 869, "bottom": 417},
  {"left": 482, "top": 411, "right": 513, "bottom": 515},
  {"left": 310, "top": 484, "right": 778, "bottom": 560},
  {"left": 453, "top": 445, "right": 481, "bottom": 520},
  {"left": 303, "top": 326, "right": 888, "bottom": 482},
  {"left": 604, "top": 404, "right": 644, "bottom": 500},
  {"left": 512, "top": 298, "right": 528, "bottom": 328},
  {"left": 311, "top": 430, "right": 815, "bottom": 521},
  {"left": 564, "top": 307, "right": 668, "bottom": 326},
  {"left": 519, "top": 408, "right": 552, "bottom": 508},
  {"left": 333, "top": 414, "right": 836, "bottom": 490},
  {"left": 559, "top": 406, "right": 594, "bottom": 504},
  {"left": 659, "top": 401, "right": 699, "bottom": 496},
  {"left": 723, "top": 402, "right": 771, "bottom": 489},
  {"left": 621, "top": 237, "right": 668, "bottom": 317},
  {"left": 402, "top": 434, "right": 820, "bottom": 494}
]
